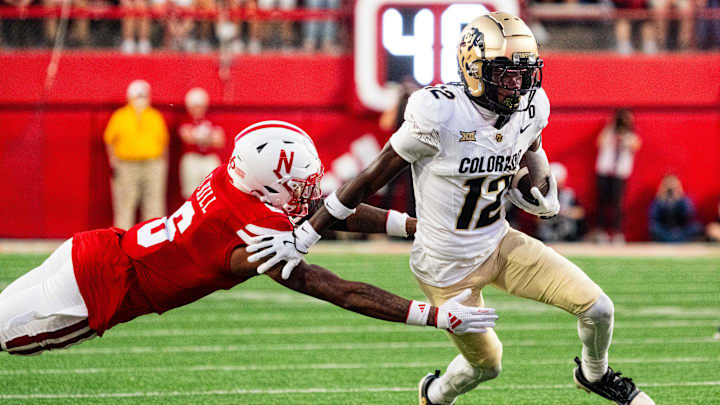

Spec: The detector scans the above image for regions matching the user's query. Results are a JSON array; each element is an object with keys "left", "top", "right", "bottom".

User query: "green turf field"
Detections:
[{"left": 1, "top": 253, "right": 719, "bottom": 404}]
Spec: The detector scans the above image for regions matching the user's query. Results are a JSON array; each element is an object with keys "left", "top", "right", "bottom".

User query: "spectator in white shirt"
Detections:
[{"left": 592, "top": 109, "right": 641, "bottom": 243}]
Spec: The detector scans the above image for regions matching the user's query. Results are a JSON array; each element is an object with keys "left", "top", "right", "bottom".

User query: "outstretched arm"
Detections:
[
  {"left": 229, "top": 247, "right": 497, "bottom": 334},
  {"left": 308, "top": 200, "right": 417, "bottom": 236},
  {"left": 309, "top": 143, "right": 410, "bottom": 234}
]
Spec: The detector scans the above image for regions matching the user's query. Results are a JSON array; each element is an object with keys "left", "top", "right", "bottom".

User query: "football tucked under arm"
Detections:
[{"left": 507, "top": 147, "right": 560, "bottom": 218}]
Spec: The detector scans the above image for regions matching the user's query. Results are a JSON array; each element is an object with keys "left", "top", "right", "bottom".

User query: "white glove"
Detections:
[
  {"left": 436, "top": 289, "right": 498, "bottom": 335},
  {"left": 506, "top": 174, "right": 560, "bottom": 218},
  {"left": 246, "top": 233, "right": 302, "bottom": 280},
  {"left": 238, "top": 222, "right": 321, "bottom": 280}
]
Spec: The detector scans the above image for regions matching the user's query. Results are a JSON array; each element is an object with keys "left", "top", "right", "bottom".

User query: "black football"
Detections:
[{"left": 511, "top": 150, "right": 550, "bottom": 205}]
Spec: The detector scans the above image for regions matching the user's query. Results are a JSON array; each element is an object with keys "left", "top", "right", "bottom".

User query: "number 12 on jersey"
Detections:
[{"left": 456, "top": 175, "right": 511, "bottom": 230}]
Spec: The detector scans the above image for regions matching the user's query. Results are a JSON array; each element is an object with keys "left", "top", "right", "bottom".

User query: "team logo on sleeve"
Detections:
[
  {"left": 459, "top": 131, "right": 477, "bottom": 142},
  {"left": 409, "top": 115, "right": 441, "bottom": 149}
]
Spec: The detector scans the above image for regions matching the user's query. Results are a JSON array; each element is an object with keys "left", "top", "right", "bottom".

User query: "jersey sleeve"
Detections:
[
  {"left": 225, "top": 213, "right": 294, "bottom": 270},
  {"left": 390, "top": 121, "right": 440, "bottom": 163},
  {"left": 389, "top": 88, "right": 453, "bottom": 163},
  {"left": 242, "top": 214, "right": 294, "bottom": 240}
]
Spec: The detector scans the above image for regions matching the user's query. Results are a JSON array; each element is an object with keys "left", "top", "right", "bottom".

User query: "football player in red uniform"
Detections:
[{"left": 0, "top": 120, "right": 498, "bottom": 356}]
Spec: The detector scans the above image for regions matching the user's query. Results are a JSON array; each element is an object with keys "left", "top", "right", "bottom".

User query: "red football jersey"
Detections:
[{"left": 73, "top": 166, "right": 292, "bottom": 334}]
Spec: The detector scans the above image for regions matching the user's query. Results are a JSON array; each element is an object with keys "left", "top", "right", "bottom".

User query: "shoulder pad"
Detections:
[{"left": 404, "top": 86, "right": 455, "bottom": 130}]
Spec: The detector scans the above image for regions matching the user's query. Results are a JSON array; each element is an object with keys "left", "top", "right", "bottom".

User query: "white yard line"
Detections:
[
  {"left": 127, "top": 306, "right": 720, "bottom": 324},
  {"left": 164, "top": 290, "right": 720, "bottom": 310},
  {"left": 2, "top": 381, "right": 719, "bottom": 399},
  {"left": 2, "top": 239, "right": 720, "bottom": 257},
  {"left": 2, "top": 357, "right": 718, "bottom": 377},
  {"left": 105, "top": 319, "right": 717, "bottom": 338},
  {"left": 41, "top": 336, "right": 719, "bottom": 356}
]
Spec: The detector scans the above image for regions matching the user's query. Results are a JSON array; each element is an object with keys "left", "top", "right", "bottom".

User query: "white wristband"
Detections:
[
  {"left": 324, "top": 190, "right": 357, "bottom": 220},
  {"left": 405, "top": 300, "right": 431, "bottom": 326},
  {"left": 294, "top": 220, "right": 321, "bottom": 254},
  {"left": 386, "top": 210, "right": 409, "bottom": 238}
]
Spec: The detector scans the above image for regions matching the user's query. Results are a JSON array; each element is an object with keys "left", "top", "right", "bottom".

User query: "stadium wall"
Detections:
[{"left": 0, "top": 52, "right": 718, "bottom": 239}]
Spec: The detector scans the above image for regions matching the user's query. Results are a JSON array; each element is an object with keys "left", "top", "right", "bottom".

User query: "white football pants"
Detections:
[{"left": 0, "top": 238, "right": 94, "bottom": 355}]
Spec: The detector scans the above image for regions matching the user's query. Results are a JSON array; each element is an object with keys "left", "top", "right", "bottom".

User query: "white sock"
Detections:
[
  {"left": 428, "top": 354, "right": 501, "bottom": 404},
  {"left": 577, "top": 294, "right": 614, "bottom": 382}
]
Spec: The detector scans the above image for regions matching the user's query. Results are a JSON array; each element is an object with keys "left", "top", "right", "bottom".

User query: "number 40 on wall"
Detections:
[{"left": 381, "top": 4, "right": 491, "bottom": 85}]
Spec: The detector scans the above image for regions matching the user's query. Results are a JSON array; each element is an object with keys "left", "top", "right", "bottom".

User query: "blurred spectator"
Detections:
[
  {"left": 378, "top": 79, "right": 419, "bottom": 217},
  {"left": 154, "top": 0, "right": 195, "bottom": 51},
  {"left": 536, "top": 162, "right": 587, "bottom": 242},
  {"left": 705, "top": 199, "right": 720, "bottom": 242},
  {"left": 1, "top": 0, "right": 36, "bottom": 47},
  {"left": 612, "top": 0, "right": 657, "bottom": 54},
  {"left": 649, "top": 174, "right": 702, "bottom": 242},
  {"left": 120, "top": 0, "right": 152, "bottom": 53},
  {"left": 104, "top": 80, "right": 169, "bottom": 229},
  {"left": 43, "top": 0, "right": 89, "bottom": 47},
  {"left": 698, "top": 0, "right": 720, "bottom": 49},
  {"left": 302, "top": 0, "right": 340, "bottom": 53},
  {"left": 195, "top": 0, "right": 215, "bottom": 51},
  {"left": 218, "top": 0, "right": 261, "bottom": 53},
  {"left": 651, "top": 0, "right": 694, "bottom": 51},
  {"left": 593, "top": 109, "right": 641, "bottom": 243},
  {"left": 256, "top": 0, "right": 295, "bottom": 51},
  {"left": 378, "top": 79, "right": 418, "bottom": 133},
  {"left": 178, "top": 87, "right": 225, "bottom": 198}
]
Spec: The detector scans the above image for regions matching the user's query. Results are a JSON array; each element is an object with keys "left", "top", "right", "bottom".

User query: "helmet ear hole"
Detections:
[{"left": 264, "top": 185, "right": 278, "bottom": 194}]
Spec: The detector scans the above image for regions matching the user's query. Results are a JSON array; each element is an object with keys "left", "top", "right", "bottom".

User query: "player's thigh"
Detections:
[
  {"left": 417, "top": 279, "right": 502, "bottom": 368},
  {"left": 0, "top": 242, "right": 86, "bottom": 325},
  {"left": 492, "top": 228, "right": 602, "bottom": 315},
  {"left": 0, "top": 239, "right": 73, "bottom": 304}
]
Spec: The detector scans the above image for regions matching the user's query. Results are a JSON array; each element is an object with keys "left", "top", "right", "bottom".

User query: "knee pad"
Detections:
[
  {"left": 478, "top": 363, "right": 502, "bottom": 381},
  {"left": 445, "top": 355, "right": 502, "bottom": 396},
  {"left": 579, "top": 293, "right": 614, "bottom": 325}
]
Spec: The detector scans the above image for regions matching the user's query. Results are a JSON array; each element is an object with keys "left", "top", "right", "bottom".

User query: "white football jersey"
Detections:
[{"left": 390, "top": 83, "right": 550, "bottom": 286}]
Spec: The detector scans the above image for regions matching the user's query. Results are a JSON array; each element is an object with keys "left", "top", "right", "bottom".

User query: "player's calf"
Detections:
[
  {"left": 420, "top": 354, "right": 501, "bottom": 405},
  {"left": 1, "top": 318, "right": 96, "bottom": 356},
  {"left": 576, "top": 293, "right": 614, "bottom": 382}
]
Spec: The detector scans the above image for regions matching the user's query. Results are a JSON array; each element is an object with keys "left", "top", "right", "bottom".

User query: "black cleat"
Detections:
[
  {"left": 573, "top": 357, "right": 655, "bottom": 405},
  {"left": 418, "top": 370, "right": 441, "bottom": 405}
]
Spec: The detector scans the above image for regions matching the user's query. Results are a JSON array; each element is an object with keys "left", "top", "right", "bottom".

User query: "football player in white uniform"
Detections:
[{"left": 246, "top": 12, "right": 654, "bottom": 405}]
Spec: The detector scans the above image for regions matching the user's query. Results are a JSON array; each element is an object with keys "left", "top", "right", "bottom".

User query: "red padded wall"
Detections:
[{"left": 0, "top": 52, "right": 718, "bottom": 239}]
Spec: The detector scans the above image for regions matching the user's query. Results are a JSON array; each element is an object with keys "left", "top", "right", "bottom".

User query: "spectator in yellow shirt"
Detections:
[{"left": 104, "top": 80, "right": 169, "bottom": 230}]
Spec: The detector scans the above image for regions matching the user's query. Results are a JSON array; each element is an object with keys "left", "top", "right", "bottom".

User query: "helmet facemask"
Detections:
[
  {"left": 478, "top": 56, "right": 543, "bottom": 115},
  {"left": 281, "top": 169, "right": 324, "bottom": 218}
]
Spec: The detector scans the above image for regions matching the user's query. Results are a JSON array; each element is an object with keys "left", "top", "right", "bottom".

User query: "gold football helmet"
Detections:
[{"left": 457, "top": 12, "right": 543, "bottom": 115}]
